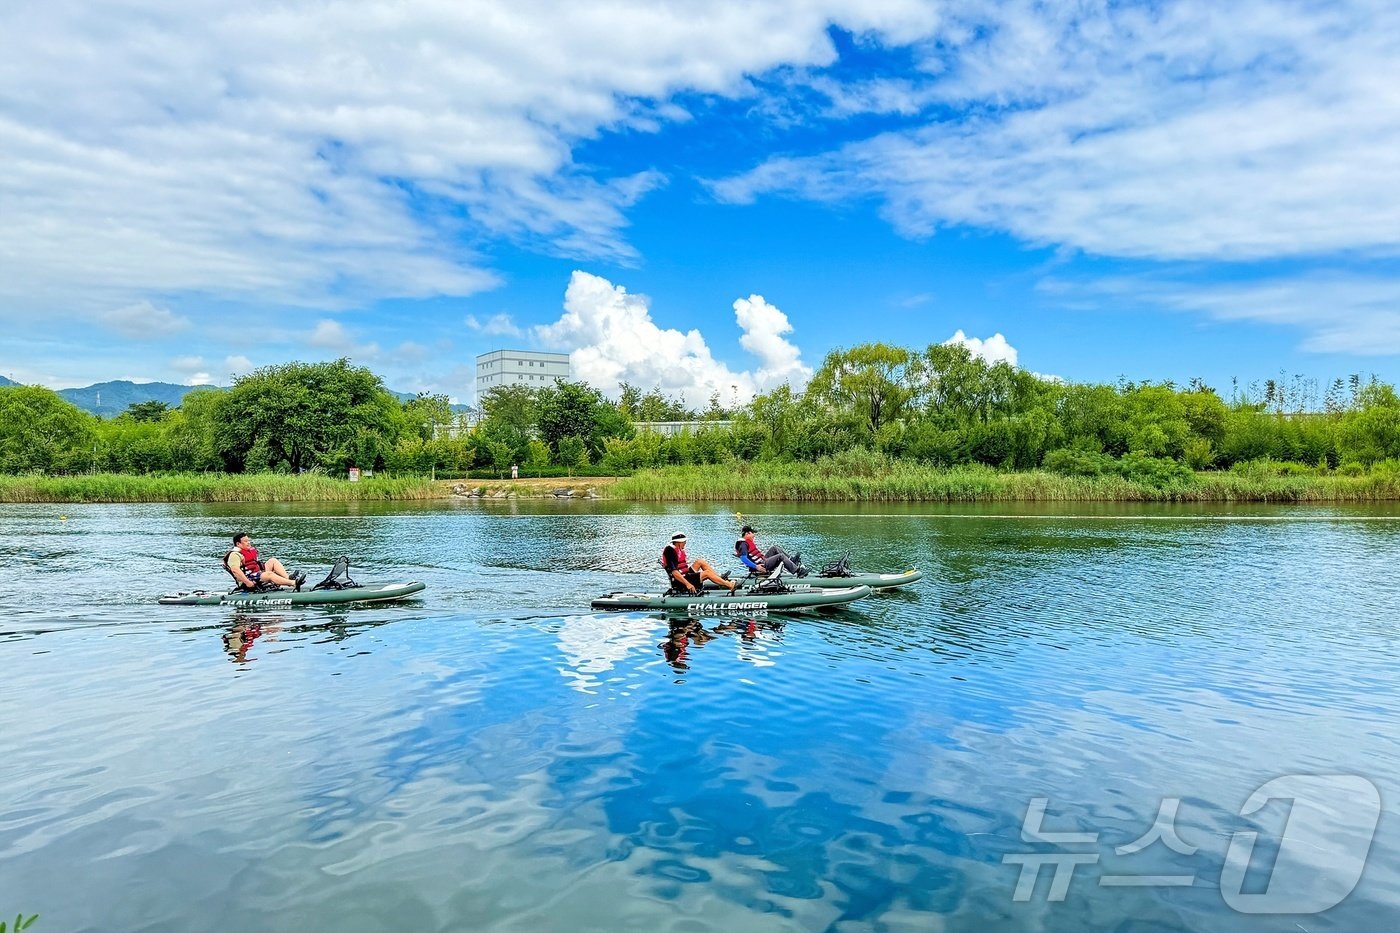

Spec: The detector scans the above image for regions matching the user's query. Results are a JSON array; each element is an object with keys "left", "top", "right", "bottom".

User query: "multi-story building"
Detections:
[{"left": 475, "top": 349, "right": 571, "bottom": 399}]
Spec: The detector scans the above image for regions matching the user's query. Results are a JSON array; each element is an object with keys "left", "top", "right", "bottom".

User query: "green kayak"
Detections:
[
  {"left": 803, "top": 568, "right": 923, "bottom": 591},
  {"left": 592, "top": 583, "right": 871, "bottom": 614},
  {"left": 709, "top": 567, "right": 923, "bottom": 592},
  {"left": 159, "top": 581, "right": 426, "bottom": 607}
]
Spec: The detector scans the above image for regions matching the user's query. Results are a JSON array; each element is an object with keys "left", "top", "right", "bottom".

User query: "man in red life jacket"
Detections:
[
  {"left": 735, "top": 524, "right": 808, "bottom": 577},
  {"left": 662, "top": 532, "right": 737, "bottom": 594},
  {"left": 225, "top": 532, "right": 303, "bottom": 591}
]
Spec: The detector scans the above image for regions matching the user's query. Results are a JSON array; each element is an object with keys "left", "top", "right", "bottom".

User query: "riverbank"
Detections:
[
  {"left": 0, "top": 472, "right": 623, "bottom": 503},
  {"left": 609, "top": 462, "right": 1400, "bottom": 502},
  {"left": 5, "top": 465, "right": 1400, "bottom": 503}
]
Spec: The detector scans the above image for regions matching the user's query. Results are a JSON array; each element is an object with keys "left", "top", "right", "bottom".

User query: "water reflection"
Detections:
[
  {"left": 175, "top": 611, "right": 403, "bottom": 664},
  {"left": 659, "top": 616, "right": 785, "bottom": 674}
]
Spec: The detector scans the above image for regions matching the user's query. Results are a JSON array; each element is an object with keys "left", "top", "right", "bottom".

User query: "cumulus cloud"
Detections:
[
  {"left": 534, "top": 271, "right": 810, "bottom": 403},
  {"left": 466, "top": 313, "right": 524, "bottom": 338},
  {"left": 101, "top": 301, "right": 190, "bottom": 338},
  {"left": 944, "top": 329, "right": 1018, "bottom": 366},
  {"left": 734, "top": 295, "right": 812, "bottom": 390},
  {"left": 225, "top": 355, "right": 254, "bottom": 376},
  {"left": 716, "top": 0, "right": 1400, "bottom": 262}
]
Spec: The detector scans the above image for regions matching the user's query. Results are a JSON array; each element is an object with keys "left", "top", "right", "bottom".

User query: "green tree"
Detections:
[
  {"left": 0, "top": 386, "right": 97, "bottom": 473},
  {"left": 536, "top": 380, "right": 634, "bottom": 457},
  {"left": 557, "top": 435, "right": 588, "bottom": 475},
  {"left": 165, "top": 388, "right": 225, "bottom": 471},
  {"left": 401, "top": 393, "right": 454, "bottom": 441},
  {"left": 1337, "top": 383, "right": 1400, "bottom": 464},
  {"left": 124, "top": 400, "right": 171, "bottom": 422},
  {"left": 807, "top": 343, "right": 919, "bottom": 439},
  {"left": 214, "top": 359, "right": 402, "bottom": 472},
  {"left": 477, "top": 384, "right": 537, "bottom": 465}
]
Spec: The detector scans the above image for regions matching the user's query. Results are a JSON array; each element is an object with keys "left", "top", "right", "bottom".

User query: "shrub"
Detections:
[
  {"left": 1043, "top": 447, "right": 1116, "bottom": 477},
  {"left": 1116, "top": 453, "right": 1195, "bottom": 487}
]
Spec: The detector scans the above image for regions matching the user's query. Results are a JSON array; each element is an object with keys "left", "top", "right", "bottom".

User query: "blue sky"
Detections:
[{"left": 3, "top": 0, "right": 1399, "bottom": 404}]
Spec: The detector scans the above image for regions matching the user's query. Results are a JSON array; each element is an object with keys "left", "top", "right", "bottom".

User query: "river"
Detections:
[{"left": 3, "top": 500, "right": 1398, "bottom": 931}]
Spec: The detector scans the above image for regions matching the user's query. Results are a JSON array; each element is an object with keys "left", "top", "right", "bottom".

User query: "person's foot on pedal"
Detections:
[{"left": 796, "top": 567, "right": 810, "bottom": 577}]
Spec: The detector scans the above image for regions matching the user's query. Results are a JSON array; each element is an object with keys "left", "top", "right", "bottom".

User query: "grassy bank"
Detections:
[
  {"left": 8, "top": 464, "right": 1400, "bottom": 503},
  {"left": 0, "top": 472, "right": 442, "bottom": 503},
  {"left": 608, "top": 462, "right": 1400, "bottom": 502}
]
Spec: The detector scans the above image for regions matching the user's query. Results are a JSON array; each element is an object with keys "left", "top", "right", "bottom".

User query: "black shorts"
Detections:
[{"left": 681, "top": 569, "right": 702, "bottom": 589}]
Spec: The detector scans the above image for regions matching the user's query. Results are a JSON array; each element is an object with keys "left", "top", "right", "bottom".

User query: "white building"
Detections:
[{"left": 476, "top": 349, "right": 571, "bottom": 398}]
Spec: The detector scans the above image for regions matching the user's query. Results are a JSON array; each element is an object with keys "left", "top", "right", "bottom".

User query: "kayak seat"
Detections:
[
  {"left": 312, "top": 555, "right": 362, "bottom": 591},
  {"left": 818, "top": 554, "right": 854, "bottom": 578}
]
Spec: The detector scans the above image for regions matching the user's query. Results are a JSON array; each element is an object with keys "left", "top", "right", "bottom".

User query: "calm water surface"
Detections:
[{"left": 2, "top": 500, "right": 1399, "bottom": 931}]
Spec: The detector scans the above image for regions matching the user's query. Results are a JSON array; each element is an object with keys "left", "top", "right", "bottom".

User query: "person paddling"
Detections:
[
  {"left": 225, "top": 532, "right": 304, "bottom": 591},
  {"left": 662, "top": 533, "right": 737, "bottom": 594},
  {"left": 735, "top": 524, "right": 808, "bottom": 577}
]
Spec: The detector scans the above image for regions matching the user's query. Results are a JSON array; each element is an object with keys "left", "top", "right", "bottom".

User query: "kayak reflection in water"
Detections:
[
  {"left": 659, "top": 617, "right": 779, "bottom": 673},
  {"left": 225, "top": 532, "right": 304, "bottom": 591}
]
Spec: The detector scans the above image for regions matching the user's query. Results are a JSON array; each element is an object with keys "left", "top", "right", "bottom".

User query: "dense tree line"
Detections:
[{"left": 3, "top": 350, "right": 1400, "bottom": 480}]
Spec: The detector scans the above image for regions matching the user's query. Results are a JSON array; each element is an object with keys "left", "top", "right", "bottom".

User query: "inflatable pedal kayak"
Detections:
[
  {"left": 159, "top": 581, "right": 426, "bottom": 607},
  {"left": 805, "top": 568, "right": 923, "bottom": 591},
  {"left": 708, "top": 568, "right": 923, "bottom": 592},
  {"left": 592, "top": 583, "right": 871, "bottom": 614}
]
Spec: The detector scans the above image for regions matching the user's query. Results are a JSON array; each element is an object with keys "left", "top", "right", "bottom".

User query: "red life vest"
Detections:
[
  {"left": 239, "top": 545, "right": 262, "bottom": 574},
  {"left": 743, "top": 537, "right": 762, "bottom": 562},
  {"left": 663, "top": 544, "right": 690, "bottom": 575}
]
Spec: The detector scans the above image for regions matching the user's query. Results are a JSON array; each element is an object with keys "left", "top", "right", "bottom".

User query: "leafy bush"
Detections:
[
  {"left": 1043, "top": 447, "right": 1117, "bottom": 476},
  {"left": 1116, "top": 453, "right": 1195, "bottom": 487}
]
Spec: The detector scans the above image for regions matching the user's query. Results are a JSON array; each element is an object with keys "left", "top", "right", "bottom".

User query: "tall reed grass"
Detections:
[
  {"left": 607, "top": 461, "right": 1400, "bottom": 502},
  {"left": 0, "top": 472, "right": 442, "bottom": 503}
]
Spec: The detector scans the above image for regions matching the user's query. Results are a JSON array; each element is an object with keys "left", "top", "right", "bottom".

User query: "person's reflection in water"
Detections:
[
  {"left": 660, "top": 618, "right": 713, "bottom": 672},
  {"left": 222, "top": 615, "right": 283, "bottom": 664},
  {"left": 659, "top": 617, "right": 778, "bottom": 673}
]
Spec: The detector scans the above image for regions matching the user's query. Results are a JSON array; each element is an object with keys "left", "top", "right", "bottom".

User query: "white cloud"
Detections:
[
  {"left": 944, "top": 329, "right": 1018, "bottom": 366},
  {"left": 225, "top": 355, "right": 254, "bottom": 376},
  {"left": 189, "top": 372, "right": 213, "bottom": 385},
  {"left": 534, "top": 271, "right": 810, "bottom": 403},
  {"left": 466, "top": 313, "right": 524, "bottom": 338},
  {"left": 734, "top": 295, "right": 812, "bottom": 390},
  {"left": 1073, "top": 272, "right": 1400, "bottom": 356},
  {"left": 0, "top": 0, "right": 942, "bottom": 323},
  {"left": 309, "top": 320, "right": 352, "bottom": 351},
  {"left": 101, "top": 301, "right": 191, "bottom": 338},
  {"left": 716, "top": 0, "right": 1400, "bottom": 263},
  {"left": 170, "top": 355, "right": 206, "bottom": 372}
]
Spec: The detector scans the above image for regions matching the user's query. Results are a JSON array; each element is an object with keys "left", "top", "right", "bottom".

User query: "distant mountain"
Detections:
[
  {"left": 58, "top": 380, "right": 211, "bottom": 418},
  {"left": 0, "top": 375, "right": 474, "bottom": 417}
]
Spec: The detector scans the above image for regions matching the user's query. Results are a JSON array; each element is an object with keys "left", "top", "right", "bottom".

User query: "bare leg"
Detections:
[
  {"left": 260, "top": 569, "right": 298, "bottom": 588},
  {"left": 690, "top": 558, "right": 737, "bottom": 591}
]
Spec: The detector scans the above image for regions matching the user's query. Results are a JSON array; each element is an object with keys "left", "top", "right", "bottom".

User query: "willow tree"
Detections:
[
  {"left": 0, "top": 386, "right": 96, "bottom": 473},
  {"left": 806, "top": 343, "right": 920, "bottom": 440}
]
